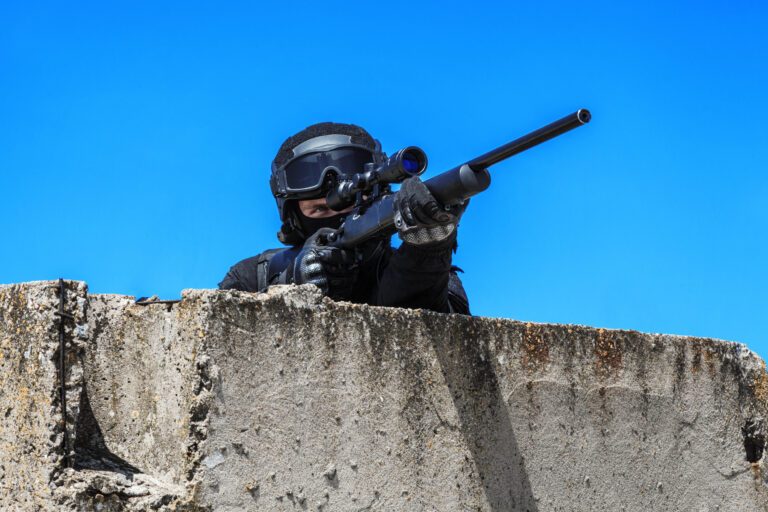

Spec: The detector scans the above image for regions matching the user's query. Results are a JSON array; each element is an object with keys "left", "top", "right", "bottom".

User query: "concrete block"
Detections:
[{"left": 2, "top": 281, "right": 768, "bottom": 511}]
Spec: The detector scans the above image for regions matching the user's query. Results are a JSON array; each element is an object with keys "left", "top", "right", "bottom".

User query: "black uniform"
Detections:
[{"left": 218, "top": 240, "right": 470, "bottom": 315}]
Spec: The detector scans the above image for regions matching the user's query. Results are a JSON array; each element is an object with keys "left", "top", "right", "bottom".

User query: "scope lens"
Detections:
[{"left": 403, "top": 157, "right": 419, "bottom": 172}]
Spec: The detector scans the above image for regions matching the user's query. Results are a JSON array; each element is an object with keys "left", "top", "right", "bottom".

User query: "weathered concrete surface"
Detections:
[
  {"left": 83, "top": 294, "right": 201, "bottom": 483},
  {"left": 2, "top": 280, "right": 768, "bottom": 511},
  {"left": 0, "top": 281, "right": 87, "bottom": 511}
]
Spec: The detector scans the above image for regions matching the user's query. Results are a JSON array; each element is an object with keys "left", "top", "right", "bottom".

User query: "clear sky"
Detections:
[{"left": 2, "top": 1, "right": 766, "bottom": 357}]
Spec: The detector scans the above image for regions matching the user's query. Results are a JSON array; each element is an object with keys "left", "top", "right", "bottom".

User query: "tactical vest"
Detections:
[{"left": 250, "top": 247, "right": 301, "bottom": 293}]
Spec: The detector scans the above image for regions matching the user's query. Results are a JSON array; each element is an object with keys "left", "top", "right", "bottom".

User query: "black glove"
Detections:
[
  {"left": 285, "top": 228, "right": 358, "bottom": 299},
  {"left": 394, "top": 177, "right": 459, "bottom": 247}
]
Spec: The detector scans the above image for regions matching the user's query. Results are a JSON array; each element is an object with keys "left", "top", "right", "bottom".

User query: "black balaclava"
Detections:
[{"left": 296, "top": 209, "right": 346, "bottom": 237}]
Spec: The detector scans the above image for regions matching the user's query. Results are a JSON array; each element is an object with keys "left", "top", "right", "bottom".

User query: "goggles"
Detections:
[{"left": 281, "top": 146, "right": 375, "bottom": 194}]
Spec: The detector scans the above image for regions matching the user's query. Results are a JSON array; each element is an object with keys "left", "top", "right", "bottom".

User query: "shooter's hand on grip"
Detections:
[
  {"left": 393, "top": 177, "right": 459, "bottom": 248},
  {"left": 286, "top": 228, "right": 358, "bottom": 299}
]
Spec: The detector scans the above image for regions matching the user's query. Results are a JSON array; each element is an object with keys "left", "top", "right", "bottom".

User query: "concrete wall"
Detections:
[
  {"left": 2, "top": 280, "right": 768, "bottom": 511},
  {"left": 0, "top": 282, "right": 87, "bottom": 511}
]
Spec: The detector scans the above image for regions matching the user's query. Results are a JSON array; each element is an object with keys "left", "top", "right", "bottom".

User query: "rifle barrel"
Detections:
[{"left": 467, "top": 109, "right": 591, "bottom": 170}]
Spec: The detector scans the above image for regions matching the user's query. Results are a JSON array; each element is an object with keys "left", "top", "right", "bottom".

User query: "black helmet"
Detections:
[{"left": 270, "top": 122, "right": 386, "bottom": 245}]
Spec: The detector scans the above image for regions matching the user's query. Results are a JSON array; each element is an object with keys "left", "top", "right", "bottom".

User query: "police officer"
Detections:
[{"left": 219, "top": 122, "right": 469, "bottom": 314}]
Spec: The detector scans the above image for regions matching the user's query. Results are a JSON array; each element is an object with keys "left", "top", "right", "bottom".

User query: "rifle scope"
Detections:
[{"left": 326, "top": 146, "right": 427, "bottom": 211}]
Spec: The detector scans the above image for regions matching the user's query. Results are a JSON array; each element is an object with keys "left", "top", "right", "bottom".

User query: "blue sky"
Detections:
[{"left": 1, "top": 1, "right": 766, "bottom": 356}]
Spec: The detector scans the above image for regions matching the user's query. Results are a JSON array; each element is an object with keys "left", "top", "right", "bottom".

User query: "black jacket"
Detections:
[{"left": 219, "top": 240, "right": 470, "bottom": 314}]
